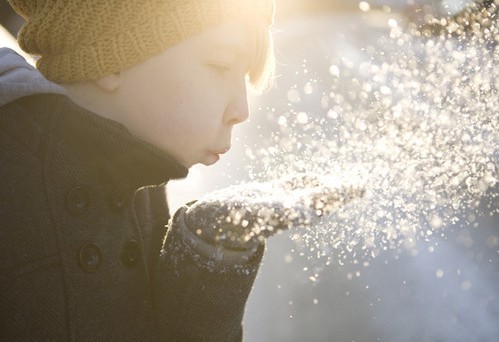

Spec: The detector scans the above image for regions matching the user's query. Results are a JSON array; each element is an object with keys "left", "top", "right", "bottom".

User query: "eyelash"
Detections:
[{"left": 209, "top": 63, "right": 233, "bottom": 75}]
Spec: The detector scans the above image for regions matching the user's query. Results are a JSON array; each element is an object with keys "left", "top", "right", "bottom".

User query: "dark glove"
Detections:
[{"left": 184, "top": 173, "right": 364, "bottom": 251}]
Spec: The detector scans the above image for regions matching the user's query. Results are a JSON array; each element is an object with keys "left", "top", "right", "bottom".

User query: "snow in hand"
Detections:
[{"left": 197, "top": 173, "right": 364, "bottom": 244}]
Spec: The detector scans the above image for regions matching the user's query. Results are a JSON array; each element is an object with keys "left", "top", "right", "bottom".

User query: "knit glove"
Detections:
[{"left": 182, "top": 173, "right": 364, "bottom": 263}]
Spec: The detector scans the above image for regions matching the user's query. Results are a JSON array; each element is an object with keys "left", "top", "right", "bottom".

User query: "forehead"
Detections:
[{"left": 189, "top": 20, "right": 252, "bottom": 55}]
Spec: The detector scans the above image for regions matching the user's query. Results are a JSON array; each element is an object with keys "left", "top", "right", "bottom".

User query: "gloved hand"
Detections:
[{"left": 183, "top": 173, "right": 364, "bottom": 252}]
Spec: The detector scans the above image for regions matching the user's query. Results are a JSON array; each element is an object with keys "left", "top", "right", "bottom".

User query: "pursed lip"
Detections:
[{"left": 209, "top": 146, "right": 231, "bottom": 155}]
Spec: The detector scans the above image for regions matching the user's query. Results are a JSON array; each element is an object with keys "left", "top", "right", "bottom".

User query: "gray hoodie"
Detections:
[{"left": 0, "top": 47, "right": 67, "bottom": 107}]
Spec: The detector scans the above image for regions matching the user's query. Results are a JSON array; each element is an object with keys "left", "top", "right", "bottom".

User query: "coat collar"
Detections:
[{"left": 37, "top": 94, "right": 188, "bottom": 193}]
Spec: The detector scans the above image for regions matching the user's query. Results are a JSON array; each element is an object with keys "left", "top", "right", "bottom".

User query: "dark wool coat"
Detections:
[{"left": 0, "top": 94, "right": 263, "bottom": 341}]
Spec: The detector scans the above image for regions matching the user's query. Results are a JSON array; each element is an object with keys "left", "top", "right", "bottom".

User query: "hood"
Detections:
[{"left": 0, "top": 47, "right": 67, "bottom": 107}]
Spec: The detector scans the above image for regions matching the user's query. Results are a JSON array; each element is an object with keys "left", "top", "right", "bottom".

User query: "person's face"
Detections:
[{"left": 115, "top": 20, "right": 251, "bottom": 168}]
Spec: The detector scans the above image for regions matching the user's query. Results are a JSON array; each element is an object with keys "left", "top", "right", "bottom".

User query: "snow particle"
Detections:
[
  {"left": 436, "top": 269, "right": 444, "bottom": 278},
  {"left": 359, "top": 1, "right": 371, "bottom": 12}
]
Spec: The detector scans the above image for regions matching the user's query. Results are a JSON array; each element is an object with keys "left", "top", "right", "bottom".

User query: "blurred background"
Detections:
[{"left": 1, "top": 1, "right": 497, "bottom": 341}]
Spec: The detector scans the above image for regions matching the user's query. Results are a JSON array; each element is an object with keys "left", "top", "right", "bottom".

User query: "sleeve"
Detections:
[{"left": 153, "top": 205, "right": 264, "bottom": 342}]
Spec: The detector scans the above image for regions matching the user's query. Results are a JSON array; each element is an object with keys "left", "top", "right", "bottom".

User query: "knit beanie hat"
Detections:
[{"left": 9, "top": 0, "right": 275, "bottom": 83}]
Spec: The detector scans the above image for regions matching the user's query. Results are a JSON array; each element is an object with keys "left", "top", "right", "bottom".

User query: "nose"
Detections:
[{"left": 224, "top": 81, "right": 249, "bottom": 125}]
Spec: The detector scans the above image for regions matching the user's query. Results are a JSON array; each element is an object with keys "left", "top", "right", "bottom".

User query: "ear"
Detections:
[{"left": 94, "top": 73, "right": 120, "bottom": 92}]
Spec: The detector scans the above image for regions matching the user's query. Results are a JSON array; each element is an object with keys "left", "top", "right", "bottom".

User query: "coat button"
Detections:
[
  {"left": 122, "top": 239, "right": 141, "bottom": 267},
  {"left": 108, "top": 190, "right": 127, "bottom": 212},
  {"left": 78, "top": 243, "right": 102, "bottom": 272},
  {"left": 66, "top": 186, "right": 89, "bottom": 216}
]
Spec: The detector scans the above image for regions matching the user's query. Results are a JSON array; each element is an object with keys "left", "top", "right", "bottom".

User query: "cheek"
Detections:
[
  {"left": 127, "top": 65, "right": 228, "bottom": 150},
  {"left": 171, "top": 80, "right": 224, "bottom": 129}
]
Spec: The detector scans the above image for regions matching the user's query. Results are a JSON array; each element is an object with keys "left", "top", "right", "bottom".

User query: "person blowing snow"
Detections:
[{"left": 0, "top": 0, "right": 362, "bottom": 340}]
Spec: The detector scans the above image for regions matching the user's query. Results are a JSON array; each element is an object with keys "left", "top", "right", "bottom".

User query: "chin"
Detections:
[
  {"left": 170, "top": 155, "right": 191, "bottom": 168},
  {"left": 202, "top": 152, "right": 220, "bottom": 166}
]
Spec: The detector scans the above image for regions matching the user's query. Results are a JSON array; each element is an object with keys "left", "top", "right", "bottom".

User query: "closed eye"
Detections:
[{"left": 209, "top": 63, "right": 233, "bottom": 74}]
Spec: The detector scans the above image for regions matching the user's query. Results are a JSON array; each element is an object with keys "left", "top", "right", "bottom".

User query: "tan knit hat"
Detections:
[{"left": 9, "top": 0, "right": 275, "bottom": 83}]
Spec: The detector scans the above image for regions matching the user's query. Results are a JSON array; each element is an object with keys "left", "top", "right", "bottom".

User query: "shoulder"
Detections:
[{"left": 0, "top": 94, "right": 70, "bottom": 155}]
